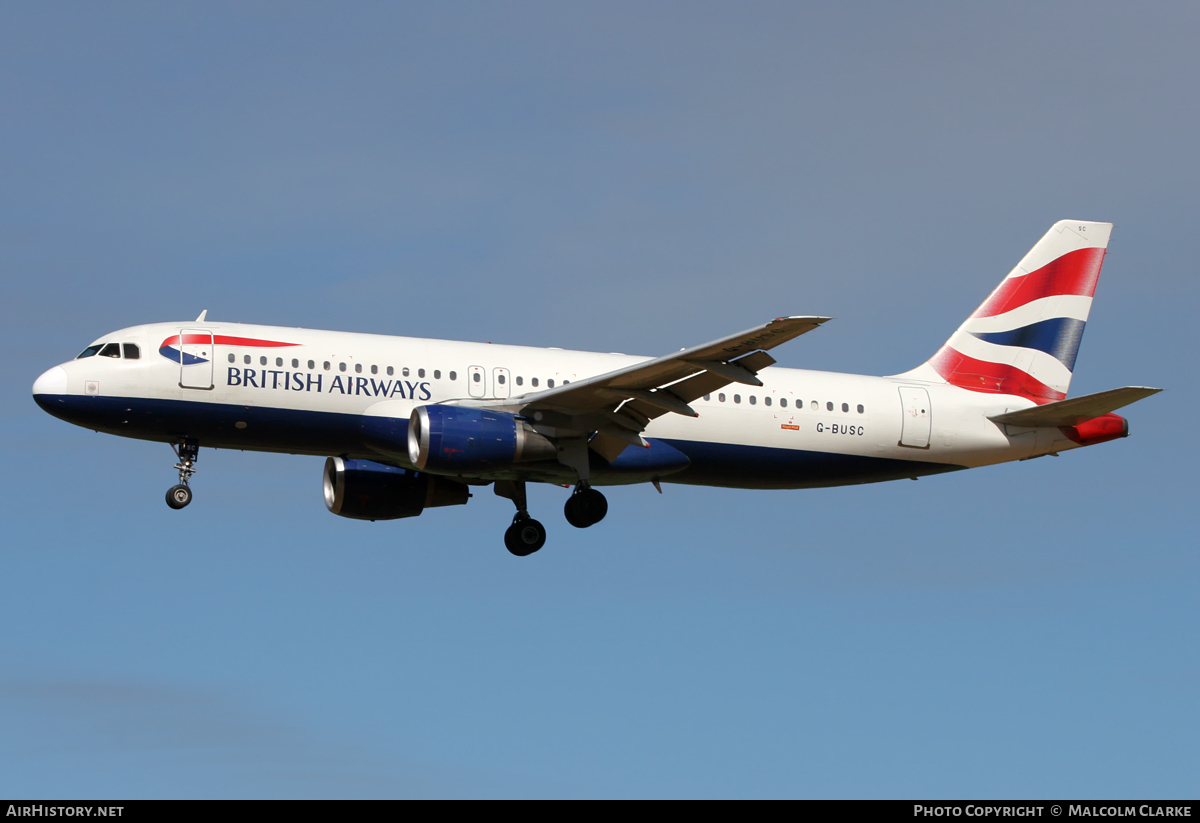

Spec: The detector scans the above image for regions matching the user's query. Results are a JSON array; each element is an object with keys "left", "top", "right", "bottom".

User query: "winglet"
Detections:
[{"left": 195, "top": 310, "right": 208, "bottom": 322}]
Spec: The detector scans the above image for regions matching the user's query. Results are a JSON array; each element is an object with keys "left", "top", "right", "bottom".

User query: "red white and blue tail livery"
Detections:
[
  {"left": 904, "top": 220, "right": 1109, "bottom": 403},
  {"left": 31, "top": 220, "right": 1160, "bottom": 556}
]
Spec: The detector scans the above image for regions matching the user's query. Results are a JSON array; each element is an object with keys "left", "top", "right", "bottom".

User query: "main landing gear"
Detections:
[
  {"left": 165, "top": 440, "right": 198, "bottom": 510},
  {"left": 505, "top": 514, "right": 547, "bottom": 557},
  {"left": 494, "top": 479, "right": 608, "bottom": 556},
  {"left": 564, "top": 484, "right": 607, "bottom": 529},
  {"left": 495, "top": 480, "right": 547, "bottom": 557}
]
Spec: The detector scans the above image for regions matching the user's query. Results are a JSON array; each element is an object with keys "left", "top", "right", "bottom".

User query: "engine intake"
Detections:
[
  {"left": 408, "top": 405, "right": 556, "bottom": 473},
  {"left": 323, "top": 457, "right": 470, "bottom": 521}
]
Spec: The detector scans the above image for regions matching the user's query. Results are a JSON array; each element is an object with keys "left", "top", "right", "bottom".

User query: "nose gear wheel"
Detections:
[{"left": 166, "top": 484, "right": 192, "bottom": 509}]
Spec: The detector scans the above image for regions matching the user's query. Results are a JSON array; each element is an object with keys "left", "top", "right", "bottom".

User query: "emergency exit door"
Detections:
[
  {"left": 467, "top": 366, "right": 486, "bottom": 398},
  {"left": 898, "top": 386, "right": 931, "bottom": 448},
  {"left": 492, "top": 367, "right": 511, "bottom": 399}
]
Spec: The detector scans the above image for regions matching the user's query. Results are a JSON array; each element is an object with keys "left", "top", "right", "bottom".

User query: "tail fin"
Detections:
[{"left": 900, "top": 220, "right": 1112, "bottom": 404}]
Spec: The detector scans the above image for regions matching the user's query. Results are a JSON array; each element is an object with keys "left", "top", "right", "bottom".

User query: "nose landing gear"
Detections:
[
  {"left": 564, "top": 484, "right": 607, "bottom": 528},
  {"left": 165, "top": 440, "right": 199, "bottom": 510}
]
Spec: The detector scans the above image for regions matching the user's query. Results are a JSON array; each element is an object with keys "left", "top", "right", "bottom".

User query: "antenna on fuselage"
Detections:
[{"left": 195, "top": 310, "right": 208, "bottom": 322}]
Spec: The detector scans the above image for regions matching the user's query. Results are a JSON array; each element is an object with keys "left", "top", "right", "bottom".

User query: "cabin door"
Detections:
[
  {"left": 898, "top": 386, "right": 931, "bottom": 448},
  {"left": 179, "top": 329, "right": 214, "bottom": 390}
]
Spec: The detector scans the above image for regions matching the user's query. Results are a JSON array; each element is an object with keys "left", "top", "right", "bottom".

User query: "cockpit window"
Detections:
[
  {"left": 77, "top": 344, "right": 104, "bottom": 359},
  {"left": 122, "top": 343, "right": 140, "bottom": 359},
  {"left": 99, "top": 343, "right": 121, "bottom": 358}
]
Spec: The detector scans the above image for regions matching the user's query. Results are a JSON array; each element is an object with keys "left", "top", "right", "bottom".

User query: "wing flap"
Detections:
[{"left": 989, "top": 386, "right": 1162, "bottom": 428}]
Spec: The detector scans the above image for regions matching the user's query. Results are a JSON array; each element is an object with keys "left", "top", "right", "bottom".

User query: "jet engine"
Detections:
[
  {"left": 407, "top": 405, "right": 557, "bottom": 473},
  {"left": 323, "top": 457, "right": 470, "bottom": 521}
]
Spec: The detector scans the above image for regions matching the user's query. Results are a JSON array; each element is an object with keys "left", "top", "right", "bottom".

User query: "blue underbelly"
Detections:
[{"left": 33, "top": 394, "right": 964, "bottom": 488}]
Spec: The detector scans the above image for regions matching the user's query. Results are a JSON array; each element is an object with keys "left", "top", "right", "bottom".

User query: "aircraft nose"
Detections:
[{"left": 33, "top": 365, "right": 68, "bottom": 397}]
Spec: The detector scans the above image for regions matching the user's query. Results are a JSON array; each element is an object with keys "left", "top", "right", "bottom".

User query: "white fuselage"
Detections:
[{"left": 33, "top": 320, "right": 1084, "bottom": 491}]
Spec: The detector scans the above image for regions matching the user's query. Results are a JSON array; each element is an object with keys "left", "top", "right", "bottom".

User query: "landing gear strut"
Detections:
[
  {"left": 495, "top": 480, "right": 546, "bottom": 556},
  {"left": 564, "top": 483, "right": 607, "bottom": 528},
  {"left": 166, "top": 440, "right": 198, "bottom": 510}
]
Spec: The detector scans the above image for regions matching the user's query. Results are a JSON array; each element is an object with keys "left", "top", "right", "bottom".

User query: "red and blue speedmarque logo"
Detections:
[{"left": 159, "top": 334, "right": 299, "bottom": 365}]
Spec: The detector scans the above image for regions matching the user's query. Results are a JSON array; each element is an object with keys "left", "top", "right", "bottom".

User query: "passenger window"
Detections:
[
  {"left": 842, "top": 403, "right": 849, "bottom": 413},
  {"left": 122, "top": 344, "right": 140, "bottom": 359},
  {"left": 517, "top": 376, "right": 524, "bottom": 386},
  {"left": 403, "top": 368, "right": 410, "bottom": 377},
  {"left": 811, "top": 401, "right": 818, "bottom": 410},
  {"left": 498, "top": 374, "right": 506, "bottom": 384},
  {"left": 100, "top": 343, "right": 120, "bottom": 358},
  {"left": 764, "top": 396, "right": 772, "bottom": 406},
  {"left": 531, "top": 377, "right": 539, "bottom": 387},
  {"left": 274, "top": 357, "right": 281, "bottom": 367},
  {"left": 228, "top": 353, "right": 235, "bottom": 363},
  {"left": 548, "top": 379, "right": 555, "bottom": 388},
  {"left": 308, "top": 360, "right": 315, "bottom": 369},
  {"left": 260, "top": 356, "right": 267, "bottom": 366},
  {"left": 244, "top": 355, "right": 251, "bottom": 364},
  {"left": 857, "top": 404, "right": 865, "bottom": 414},
  {"left": 371, "top": 365, "right": 378, "bottom": 374},
  {"left": 472, "top": 372, "right": 481, "bottom": 383},
  {"left": 355, "top": 363, "right": 362, "bottom": 373},
  {"left": 733, "top": 394, "right": 741, "bottom": 404},
  {"left": 449, "top": 371, "right": 457, "bottom": 380},
  {"left": 826, "top": 402, "right": 833, "bottom": 411},
  {"left": 386, "top": 366, "right": 393, "bottom": 376},
  {"left": 718, "top": 393, "right": 726, "bottom": 402},
  {"left": 77, "top": 345, "right": 103, "bottom": 359},
  {"left": 749, "top": 395, "right": 756, "bottom": 405},
  {"left": 292, "top": 359, "right": 299, "bottom": 368},
  {"left": 418, "top": 369, "right": 425, "bottom": 378},
  {"left": 780, "top": 398, "right": 787, "bottom": 408},
  {"left": 563, "top": 379, "right": 569, "bottom": 385},
  {"left": 703, "top": 394, "right": 710, "bottom": 401},
  {"left": 339, "top": 363, "right": 347, "bottom": 372},
  {"left": 434, "top": 370, "right": 441, "bottom": 379},
  {"left": 324, "top": 361, "right": 331, "bottom": 370}
]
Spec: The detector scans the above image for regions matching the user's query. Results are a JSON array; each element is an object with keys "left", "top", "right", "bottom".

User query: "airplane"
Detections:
[{"left": 32, "top": 220, "right": 1160, "bottom": 556}]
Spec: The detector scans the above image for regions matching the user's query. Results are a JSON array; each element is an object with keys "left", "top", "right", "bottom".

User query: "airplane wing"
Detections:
[
  {"left": 988, "top": 386, "right": 1162, "bottom": 428},
  {"left": 483, "top": 316, "right": 830, "bottom": 458}
]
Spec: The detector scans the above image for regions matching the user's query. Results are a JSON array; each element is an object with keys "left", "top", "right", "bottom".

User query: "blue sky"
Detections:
[{"left": 1, "top": 2, "right": 1196, "bottom": 798}]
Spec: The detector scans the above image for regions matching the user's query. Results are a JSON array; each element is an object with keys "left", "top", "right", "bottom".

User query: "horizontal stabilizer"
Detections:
[{"left": 989, "top": 386, "right": 1161, "bottom": 428}]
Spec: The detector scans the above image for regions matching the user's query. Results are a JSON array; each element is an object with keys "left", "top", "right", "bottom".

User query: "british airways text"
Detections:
[{"left": 227, "top": 367, "right": 431, "bottom": 399}]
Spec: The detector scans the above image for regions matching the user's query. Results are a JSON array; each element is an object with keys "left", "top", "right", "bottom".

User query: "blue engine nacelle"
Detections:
[
  {"left": 323, "top": 457, "right": 470, "bottom": 521},
  {"left": 407, "top": 405, "right": 557, "bottom": 473}
]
